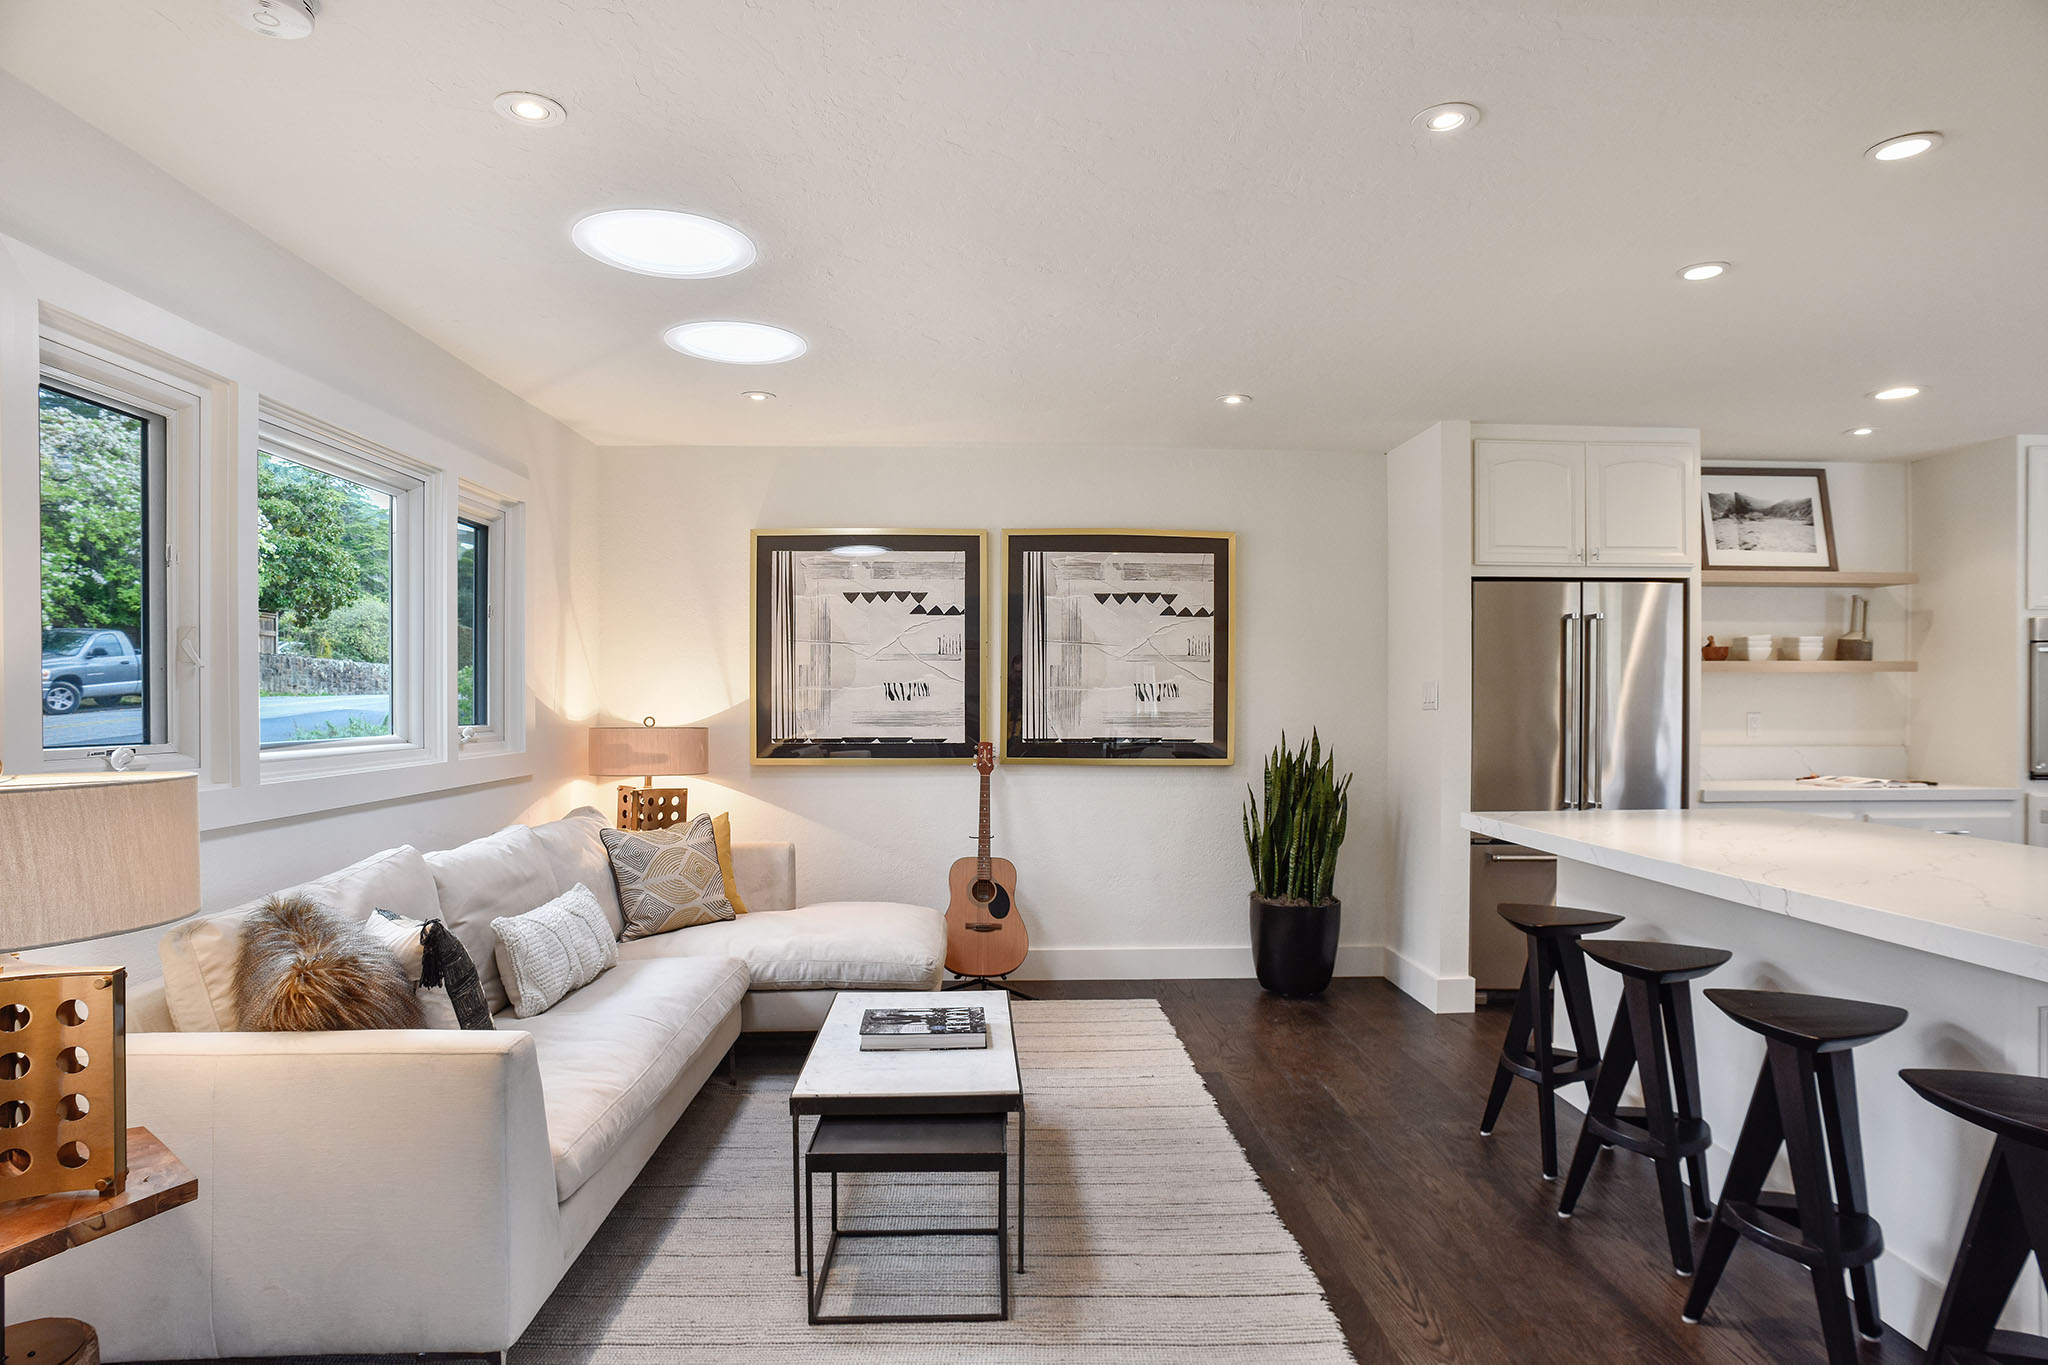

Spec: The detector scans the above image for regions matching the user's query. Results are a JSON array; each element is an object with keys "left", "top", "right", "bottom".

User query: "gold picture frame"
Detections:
[
  {"left": 1000, "top": 529, "right": 1236, "bottom": 765},
  {"left": 750, "top": 529, "right": 990, "bottom": 765}
]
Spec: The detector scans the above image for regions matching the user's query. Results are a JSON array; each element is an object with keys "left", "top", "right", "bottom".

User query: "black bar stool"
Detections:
[
  {"left": 1902, "top": 1069, "right": 2048, "bottom": 1364},
  {"left": 1479, "top": 902, "right": 1623, "bottom": 1179},
  {"left": 1558, "top": 939, "right": 1731, "bottom": 1275},
  {"left": 1683, "top": 989, "right": 1907, "bottom": 1364}
]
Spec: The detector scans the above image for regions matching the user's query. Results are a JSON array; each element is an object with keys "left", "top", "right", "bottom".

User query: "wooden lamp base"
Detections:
[
  {"left": 4, "top": 1316, "right": 97, "bottom": 1365},
  {"left": 615, "top": 784, "right": 689, "bottom": 831}
]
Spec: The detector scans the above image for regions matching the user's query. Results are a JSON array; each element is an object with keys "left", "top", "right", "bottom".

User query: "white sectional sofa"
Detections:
[{"left": 7, "top": 807, "right": 945, "bottom": 1361}]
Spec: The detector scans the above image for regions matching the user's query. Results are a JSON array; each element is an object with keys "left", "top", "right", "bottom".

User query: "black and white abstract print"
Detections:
[{"left": 1021, "top": 549, "right": 1217, "bottom": 741}]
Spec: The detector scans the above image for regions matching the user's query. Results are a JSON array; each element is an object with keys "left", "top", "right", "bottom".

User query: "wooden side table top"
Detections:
[{"left": 0, "top": 1128, "right": 195, "bottom": 1277}]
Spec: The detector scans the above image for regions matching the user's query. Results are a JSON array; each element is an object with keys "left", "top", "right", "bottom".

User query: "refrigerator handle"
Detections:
[
  {"left": 1561, "top": 612, "right": 1581, "bottom": 810},
  {"left": 1584, "top": 612, "right": 1605, "bottom": 809}
]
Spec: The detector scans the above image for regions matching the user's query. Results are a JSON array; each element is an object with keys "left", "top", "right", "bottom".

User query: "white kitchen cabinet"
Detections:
[
  {"left": 1474, "top": 439, "right": 1696, "bottom": 568},
  {"left": 1704, "top": 797, "right": 2022, "bottom": 843},
  {"left": 2027, "top": 444, "right": 2048, "bottom": 610},
  {"left": 1586, "top": 444, "right": 1694, "bottom": 567}
]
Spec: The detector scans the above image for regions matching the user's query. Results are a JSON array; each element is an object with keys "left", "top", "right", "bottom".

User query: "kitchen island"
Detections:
[{"left": 1462, "top": 807, "right": 2048, "bottom": 1349}]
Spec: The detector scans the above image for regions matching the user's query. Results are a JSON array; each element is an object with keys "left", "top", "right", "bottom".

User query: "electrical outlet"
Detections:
[
  {"left": 1422, "top": 681, "right": 1439, "bottom": 711},
  {"left": 1745, "top": 711, "right": 1762, "bottom": 739}
]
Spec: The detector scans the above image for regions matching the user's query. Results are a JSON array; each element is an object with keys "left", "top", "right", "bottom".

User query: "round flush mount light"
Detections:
[
  {"left": 741, "top": 390, "right": 775, "bottom": 402},
  {"left": 1871, "top": 385, "right": 1922, "bottom": 401},
  {"left": 1218, "top": 393, "right": 1254, "bottom": 406},
  {"left": 664, "top": 320, "right": 807, "bottom": 364},
  {"left": 1678, "top": 261, "right": 1729, "bottom": 282},
  {"left": 574, "top": 209, "right": 755, "bottom": 278},
  {"left": 493, "top": 91, "right": 566, "bottom": 127},
  {"left": 1414, "top": 102, "right": 1481, "bottom": 133},
  {"left": 1846, "top": 427, "right": 1875, "bottom": 437},
  {"left": 1865, "top": 131, "right": 1942, "bottom": 162},
  {"left": 830, "top": 544, "right": 889, "bottom": 558},
  {"left": 224, "top": 0, "right": 316, "bottom": 38}
]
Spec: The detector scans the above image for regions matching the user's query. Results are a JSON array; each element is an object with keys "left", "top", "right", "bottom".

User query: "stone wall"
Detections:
[{"left": 258, "top": 654, "right": 391, "bottom": 696}]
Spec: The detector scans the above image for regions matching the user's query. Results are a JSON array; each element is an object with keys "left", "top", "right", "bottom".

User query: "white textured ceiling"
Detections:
[{"left": 2, "top": 0, "right": 2044, "bottom": 457}]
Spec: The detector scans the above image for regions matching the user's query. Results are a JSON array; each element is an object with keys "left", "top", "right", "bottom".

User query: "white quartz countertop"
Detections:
[
  {"left": 1697, "top": 779, "right": 2021, "bottom": 803},
  {"left": 1463, "top": 808, "right": 2048, "bottom": 984}
]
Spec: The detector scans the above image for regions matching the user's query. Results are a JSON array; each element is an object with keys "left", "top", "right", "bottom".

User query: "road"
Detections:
[{"left": 42, "top": 695, "right": 393, "bottom": 747}]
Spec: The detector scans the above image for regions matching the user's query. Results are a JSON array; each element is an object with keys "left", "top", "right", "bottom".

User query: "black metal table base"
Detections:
[{"left": 944, "top": 974, "right": 1036, "bottom": 1000}]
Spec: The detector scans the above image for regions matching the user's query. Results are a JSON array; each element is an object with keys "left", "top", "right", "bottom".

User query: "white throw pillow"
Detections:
[
  {"left": 360, "top": 908, "right": 462, "bottom": 1030},
  {"left": 491, "top": 883, "right": 618, "bottom": 1018}
]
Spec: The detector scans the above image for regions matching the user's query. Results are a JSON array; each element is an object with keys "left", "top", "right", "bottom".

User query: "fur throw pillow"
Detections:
[{"left": 234, "top": 894, "right": 425, "bottom": 1031}]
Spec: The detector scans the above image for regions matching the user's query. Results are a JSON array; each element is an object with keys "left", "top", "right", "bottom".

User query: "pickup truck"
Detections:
[{"left": 41, "top": 628, "right": 143, "bottom": 715}]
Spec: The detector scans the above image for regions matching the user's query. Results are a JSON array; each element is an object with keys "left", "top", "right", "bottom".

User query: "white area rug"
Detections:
[{"left": 515, "top": 998, "right": 1354, "bottom": 1363}]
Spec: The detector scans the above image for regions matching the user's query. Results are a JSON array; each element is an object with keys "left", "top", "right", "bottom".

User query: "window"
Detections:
[
  {"left": 254, "top": 418, "right": 421, "bottom": 755},
  {"left": 37, "top": 383, "right": 162, "bottom": 751},
  {"left": 456, "top": 518, "right": 488, "bottom": 728}
]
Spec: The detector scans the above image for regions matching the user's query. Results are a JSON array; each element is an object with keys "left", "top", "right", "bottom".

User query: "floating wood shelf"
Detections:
[
  {"left": 1702, "top": 660, "right": 1918, "bottom": 674},
  {"left": 1699, "top": 570, "right": 1917, "bottom": 587}
]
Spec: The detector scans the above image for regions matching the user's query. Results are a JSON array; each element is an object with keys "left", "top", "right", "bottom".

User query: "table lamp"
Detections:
[
  {"left": 0, "top": 770, "right": 198, "bottom": 1201},
  {"left": 589, "top": 720, "right": 709, "bottom": 831}
]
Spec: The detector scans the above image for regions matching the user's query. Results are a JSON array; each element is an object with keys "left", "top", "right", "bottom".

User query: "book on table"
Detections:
[{"left": 859, "top": 1006, "right": 990, "bottom": 1051}]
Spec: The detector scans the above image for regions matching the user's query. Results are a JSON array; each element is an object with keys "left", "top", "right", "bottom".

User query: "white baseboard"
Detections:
[
  {"left": 1008, "top": 942, "right": 1387, "bottom": 981},
  {"left": 1384, "top": 946, "right": 1478, "bottom": 1014}
]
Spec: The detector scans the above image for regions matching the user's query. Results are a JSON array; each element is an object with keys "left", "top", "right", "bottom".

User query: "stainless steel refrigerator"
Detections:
[{"left": 1469, "top": 579, "right": 1687, "bottom": 992}]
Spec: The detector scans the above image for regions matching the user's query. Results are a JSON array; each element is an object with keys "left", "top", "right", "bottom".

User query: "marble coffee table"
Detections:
[{"left": 789, "top": 990, "right": 1025, "bottom": 1279}]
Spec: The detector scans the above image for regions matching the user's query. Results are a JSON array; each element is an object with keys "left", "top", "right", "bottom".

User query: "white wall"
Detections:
[
  {"left": 588, "top": 445, "right": 1386, "bottom": 980},
  {"left": 0, "top": 73, "right": 607, "bottom": 978}
]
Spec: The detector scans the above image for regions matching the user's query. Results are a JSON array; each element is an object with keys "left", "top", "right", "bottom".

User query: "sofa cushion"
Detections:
[
  {"left": 615, "top": 902, "right": 946, "bottom": 991},
  {"left": 529, "top": 806, "right": 625, "bottom": 937},
  {"left": 491, "top": 883, "right": 618, "bottom": 1019},
  {"left": 426, "top": 825, "right": 561, "bottom": 1015},
  {"left": 504, "top": 956, "right": 748, "bottom": 1202},
  {"left": 159, "top": 845, "right": 441, "bottom": 1032}
]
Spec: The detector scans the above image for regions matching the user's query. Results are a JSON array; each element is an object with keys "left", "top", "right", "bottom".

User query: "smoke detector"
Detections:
[{"left": 224, "top": 0, "right": 316, "bottom": 39}]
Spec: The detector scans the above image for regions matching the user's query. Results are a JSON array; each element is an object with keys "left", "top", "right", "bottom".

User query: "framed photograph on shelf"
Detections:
[
  {"left": 1002, "top": 529, "right": 1234, "bottom": 765},
  {"left": 751, "top": 529, "right": 987, "bottom": 764},
  {"left": 1700, "top": 466, "right": 1838, "bottom": 571}
]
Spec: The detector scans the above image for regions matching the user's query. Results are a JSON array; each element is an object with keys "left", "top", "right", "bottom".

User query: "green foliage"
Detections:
[
  {"left": 1242, "top": 730, "right": 1352, "bottom": 903},
  {"left": 282, "top": 713, "right": 391, "bottom": 743},
  {"left": 39, "top": 389, "right": 145, "bottom": 632},
  {"left": 457, "top": 664, "right": 476, "bottom": 728},
  {"left": 312, "top": 596, "right": 390, "bottom": 663},
  {"left": 256, "top": 455, "right": 389, "bottom": 628}
]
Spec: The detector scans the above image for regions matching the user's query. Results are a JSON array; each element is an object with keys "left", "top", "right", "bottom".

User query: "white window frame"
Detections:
[
  {"left": 255, "top": 403, "right": 437, "bottom": 779},
  {"left": 454, "top": 483, "right": 524, "bottom": 759},
  {"left": 28, "top": 328, "right": 209, "bottom": 776}
]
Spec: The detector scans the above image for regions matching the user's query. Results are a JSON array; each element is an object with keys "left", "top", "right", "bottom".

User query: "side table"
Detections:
[{"left": 0, "top": 1127, "right": 197, "bottom": 1365}]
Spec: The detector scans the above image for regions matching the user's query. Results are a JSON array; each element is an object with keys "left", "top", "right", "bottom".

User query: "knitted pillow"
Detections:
[
  {"left": 601, "top": 815, "right": 736, "bottom": 939},
  {"left": 362, "top": 908, "right": 496, "bottom": 1030},
  {"left": 490, "top": 882, "right": 618, "bottom": 1018},
  {"left": 234, "top": 895, "right": 425, "bottom": 1031}
]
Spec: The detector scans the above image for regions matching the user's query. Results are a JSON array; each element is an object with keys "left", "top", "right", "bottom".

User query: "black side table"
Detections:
[{"left": 804, "top": 1114, "right": 1010, "bottom": 1324}]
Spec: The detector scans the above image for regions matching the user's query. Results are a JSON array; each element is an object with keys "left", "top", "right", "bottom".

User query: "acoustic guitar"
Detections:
[{"left": 944, "top": 741, "right": 1029, "bottom": 980}]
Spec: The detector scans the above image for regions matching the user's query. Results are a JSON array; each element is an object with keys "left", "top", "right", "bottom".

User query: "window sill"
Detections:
[{"left": 202, "top": 748, "right": 534, "bottom": 832}]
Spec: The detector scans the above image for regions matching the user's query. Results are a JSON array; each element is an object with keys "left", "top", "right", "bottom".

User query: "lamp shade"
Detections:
[
  {"left": 589, "top": 726, "right": 709, "bottom": 778},
  {"left": 0, "top": 771, "right": 200, "bottom": 951}
]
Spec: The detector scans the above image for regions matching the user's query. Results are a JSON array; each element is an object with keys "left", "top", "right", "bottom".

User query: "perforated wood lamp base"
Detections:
[
  {"left": 615, "top": 784, "right": 689, "bottom": 831},
  {"left": 2, "top": 1316, "right": 96, "bottom": 1365}
]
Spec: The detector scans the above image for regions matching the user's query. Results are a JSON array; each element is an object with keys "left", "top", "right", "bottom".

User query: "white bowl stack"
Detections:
[
  {"left": 1740, "top": 634, "right": 1774, "bottom": 660},
  {"left": 1793, "top": 635, "right": 1825, "bottom": 661}
]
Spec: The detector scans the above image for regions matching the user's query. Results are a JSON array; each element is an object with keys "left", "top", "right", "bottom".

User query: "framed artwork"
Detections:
[
  {"left": 1002, "top": 530, "right": 1234, "bottom": 764},
  {"left": 1700, "top": 466, "right": 1839, "bottom": 571},
  {"left": 750, "top": 529, "right": 987, "bottom": 764}
]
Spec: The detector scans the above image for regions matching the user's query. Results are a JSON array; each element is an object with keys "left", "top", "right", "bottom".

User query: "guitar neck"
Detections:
[{"left": 977, "top": 770, "right": 991, "bottom": 879}]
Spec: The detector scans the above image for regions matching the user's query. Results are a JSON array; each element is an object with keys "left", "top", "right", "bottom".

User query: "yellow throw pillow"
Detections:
[{"left": 711, "top": 812, "right": 752, "bottom": 914}]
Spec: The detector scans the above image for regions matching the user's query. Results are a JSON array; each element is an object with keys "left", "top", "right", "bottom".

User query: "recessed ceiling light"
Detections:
[
  {"left": 741, "top": 390, "right": 775, "bottom": 402},
  {"left": 493, "top": 91, "right": 566, "bottom": 127},
  {"left": 573, "top": 209, "right": 754, "bottom": 278},
  {"left": 664, "top": 321, "right": 807, "bottom": 364},
  {"left": 223, "top": 0, "right": 316, "bottom": 38},
  {"left": 1845, "top": 427, "right": 1875, "bottom": 437},
  {"left": 1865, "top": 132, "right": 1942, "bottom": 162},
  {"left": 1678, "top": 261, "right": 1729, "bottom": 282},
  {"left": 1414, "top": 103, "right": 1481, "bottom": 133},
  {"left": 831, "top": 544, "right": 889, "bottom": 558},
  {"left": 1871, "top": 385, "right": 1921, "bottom": 401},
  {"left": 1218, "top": 393, "right": 1254, "bottom": 406}
]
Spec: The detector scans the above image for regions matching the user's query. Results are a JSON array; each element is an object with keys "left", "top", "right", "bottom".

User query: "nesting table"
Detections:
[{"left": 789, "top": 990, "right": 1025, "bottom": 1321}]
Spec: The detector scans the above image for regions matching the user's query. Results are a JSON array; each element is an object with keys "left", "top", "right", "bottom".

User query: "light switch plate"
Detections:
[{"left": 1422, "top": 681, "right": 1439, "bottom": 711}]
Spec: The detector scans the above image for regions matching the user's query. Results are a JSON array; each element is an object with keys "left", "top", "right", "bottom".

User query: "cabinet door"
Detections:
[
  {"left": 1585, "top": 443, "right": 1695, "bottom": 567},
  {"left": 2027, "top": 446, "right": 2048, "bottom": 610},
  {"left": 1474, "top": 441, "right": 1583, "bottom": 565},
  {"left": 1863, "top": 801, "right": 2022, "bottom": 844}
]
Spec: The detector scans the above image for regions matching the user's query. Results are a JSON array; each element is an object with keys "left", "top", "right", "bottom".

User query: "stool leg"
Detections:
[
  {"left": 1559, "top": 997, "right": 1636, "bottom": 1217},
  {"left": 1664, "top": 983, "right": 1715, "bottom": 1220},
  {"left": 1479, "top": 947, "right": 1537, "bottom": 1138},
  {"left": 1925, "top": 1141, "right": 2033, "bottom": 1361},
  {"left": 1773, "top": 1042, "right": 1857, "bottom": 1365},
  {"left": 1685, "top": 1062, "right": 1782, "bottom": 1324},
  {"left": 1555, "top": 941, "right": 1604, "bottom": 1085},
  {"left": 1627, "top": 979, "right": 1694, "bottom": 1276},
  {"left": 1533, "top": 939, "right": 1561, "bottom": 1179},
  {"left": 1815, "top": 1052, "right": 1881, "bottom": 1342}
]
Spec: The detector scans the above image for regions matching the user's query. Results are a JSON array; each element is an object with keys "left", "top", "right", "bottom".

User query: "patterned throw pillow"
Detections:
[
  {"left": 363, "top": 908, "right": 496, "bottom": 1030},
  {"left": 601, "top": 815, "right": 736, "bottom": 939},
  {"left": 490, "top": 882, "right": 619, "bottom": 1018}
]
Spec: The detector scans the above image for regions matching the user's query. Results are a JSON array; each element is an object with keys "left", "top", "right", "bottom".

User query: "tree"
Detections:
[
  {"left": 39, "top": 390, "right": 145, "bottom": 631},
  {"left": 256, "top": 456, "right": 367, "bottom": 625},
  {"left": 314, "top": 596, "right": 390, "bottom": 663}
]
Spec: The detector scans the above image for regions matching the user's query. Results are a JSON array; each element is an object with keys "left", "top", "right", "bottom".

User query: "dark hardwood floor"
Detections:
[{"left": 993, "top": 979, "right": 1925, "bottom": 1364}]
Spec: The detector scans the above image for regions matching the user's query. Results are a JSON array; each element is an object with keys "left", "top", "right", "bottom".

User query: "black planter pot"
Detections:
[{"left": 1249, "top": 894, "right": 1341, "bottom": 997}]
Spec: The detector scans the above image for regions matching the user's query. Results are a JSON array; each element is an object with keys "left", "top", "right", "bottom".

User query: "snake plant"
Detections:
[{"left": 1243, "top": 730, "right": 1352, "bottom": 904}]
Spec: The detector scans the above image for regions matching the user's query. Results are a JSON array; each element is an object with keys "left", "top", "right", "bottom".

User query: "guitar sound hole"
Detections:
[{"left": 972, "top": 880, "right": 998, "bottom": 904}]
